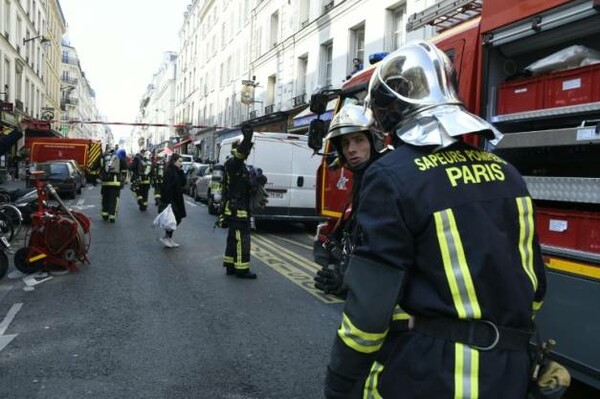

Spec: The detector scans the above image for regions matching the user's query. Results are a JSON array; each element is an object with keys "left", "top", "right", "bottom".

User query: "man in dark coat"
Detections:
[{"left": 159, "top": 153, "right": 186, "bottom": 248}]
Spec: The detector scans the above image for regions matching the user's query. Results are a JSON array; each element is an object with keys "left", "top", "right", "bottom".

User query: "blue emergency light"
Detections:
[{"left": 369, "top": 52, "right": 389, "bottom": 65}]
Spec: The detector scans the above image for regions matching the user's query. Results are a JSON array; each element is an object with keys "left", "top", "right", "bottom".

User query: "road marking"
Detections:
[
  {"left": 267, "top": 233, "right": 313, "bottom": 251},
  {"left": 185, "top": 200, "right": 197, "bottom": 207},
  {"left": 0, "top": 303, "right": 22, "bottom": 352},
  {"left": 76, "top": 199, "right": 85, "bottom": 206},
  {"left": 253, "top": 234, "right": 320, "bottom": 273},
  {"left": 252, "top": 235, "right": 341, "bottom": 304}
]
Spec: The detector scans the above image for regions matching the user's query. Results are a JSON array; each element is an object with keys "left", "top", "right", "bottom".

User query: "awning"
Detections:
[
  {"left": 157, "top": 147, "right": 173, "bottom": 157},
  {"left": 292, "top": 99, "right": 337, "bottom": 127},
  {"left": 173, "top": 138, "right": 192, "bottom": 149}
]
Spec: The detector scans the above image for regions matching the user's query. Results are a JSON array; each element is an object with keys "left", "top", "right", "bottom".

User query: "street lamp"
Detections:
[{"left": 23, "top": 35, "right": 51, "bottom": 46}]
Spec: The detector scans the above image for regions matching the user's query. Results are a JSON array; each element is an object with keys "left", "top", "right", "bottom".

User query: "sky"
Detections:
[{"left": 58, "top": 0, "right": 190, "bottom": 141}]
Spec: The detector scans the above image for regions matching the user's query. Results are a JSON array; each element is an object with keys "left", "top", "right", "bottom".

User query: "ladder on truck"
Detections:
[{"left": 407, "top": 0, "right": 482, "bottom": 33}]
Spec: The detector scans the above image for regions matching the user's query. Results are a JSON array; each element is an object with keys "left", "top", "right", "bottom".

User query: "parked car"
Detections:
[
  {"left": 29, "top": 161, "right": 83, "bottom": 199},
  {"left": 46, "top": 159, "right": 86, "bottom": 190},
  {"left": 193, "top": 164, "right": 223, "bottom": 214},
  {"left": 184, "top": 163, "right": 208, "bottom": 194},
  {"left": 180, "top": 154, "right": 195, "bottom": 173}
]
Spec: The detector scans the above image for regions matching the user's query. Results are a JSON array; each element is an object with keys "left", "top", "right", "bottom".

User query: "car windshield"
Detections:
[{"left": 37, "top": 163, "right": 68, "bottom": 177}]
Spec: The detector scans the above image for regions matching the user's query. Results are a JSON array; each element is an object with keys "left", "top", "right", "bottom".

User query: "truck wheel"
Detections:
[
  {"left": 14, "top": 247, "right": 43, "bottom": 274},
  {"left": 0, "top": 251, "right": 8, "bottom": 280}
]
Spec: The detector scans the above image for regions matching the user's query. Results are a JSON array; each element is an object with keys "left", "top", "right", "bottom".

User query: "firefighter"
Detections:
[
  {"left": 132, "top": 150, "right": 152, "bottom": 211},
  {"left": 151, "top": 152, "right": 165, "bottom": 206},
  {"left": 217, "top": 124, "right": 257, "bottom": 279},
  {"left": 324, "top": 42, "right": 547, "bottom": 399},
  {"left": 313, "top": 103, "right": 389, "bottom": 298},
  {"left": 100, "top": 145, "right": 127, "bottom": 222}
]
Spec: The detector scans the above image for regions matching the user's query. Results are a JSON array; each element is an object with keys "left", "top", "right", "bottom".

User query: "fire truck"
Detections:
[
  {"left": 310, "top": 0, "right": 600, "bottom": 388},
  {"left": 24, "top": 120, "right": 102, "bottom": 183}
]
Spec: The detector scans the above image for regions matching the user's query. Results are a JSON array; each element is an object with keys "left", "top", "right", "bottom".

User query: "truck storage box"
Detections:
[
  {"left": 544, "top": 63, "right": 600, "bottom": 109},
  {"left": 536, "top": 208, "right": 600, "bottom": 254},
  {"left": 497, "top": 77, "right": 545, "bottom": 115}
]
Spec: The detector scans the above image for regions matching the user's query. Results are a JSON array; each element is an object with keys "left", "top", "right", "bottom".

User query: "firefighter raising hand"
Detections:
[{"left": 241, "top": 123, "right": 253, "bottom": 143}]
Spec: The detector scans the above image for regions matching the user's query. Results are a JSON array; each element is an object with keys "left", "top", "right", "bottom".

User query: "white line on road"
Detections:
[
  {"left": 76, "top": 198, "right": 85, "bottom": 206},
  {"left": 185, "top": 199, "right": 198, "bottom": 207},
  {"left": 0, "top": 303, "right": 22, "bottom": 336}
]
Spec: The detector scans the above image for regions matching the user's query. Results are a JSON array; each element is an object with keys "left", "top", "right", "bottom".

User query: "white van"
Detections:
[{"left": 217, "top": 132, "right": 322, "bottom": 223}]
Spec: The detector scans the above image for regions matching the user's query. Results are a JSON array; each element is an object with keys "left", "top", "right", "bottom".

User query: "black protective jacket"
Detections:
[
  {"left": 160, "top": 164, "right": 186, "bottom": 222},
  {"left": 222, "top": 137, "right": 252, "bottom": 221},
  {"left": 326, "top": 142, "right": 547, "bottom": 398}
]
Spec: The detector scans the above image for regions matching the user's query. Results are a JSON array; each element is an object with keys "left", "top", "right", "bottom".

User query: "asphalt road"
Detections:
[
  {"left": 0, "top": 184, "right": 342, "bottom": 399},
  {"left": 0, "top": 183, "right": 598, "bottom": 398}
]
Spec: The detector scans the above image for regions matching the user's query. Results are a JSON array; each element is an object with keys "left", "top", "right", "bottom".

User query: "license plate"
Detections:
[{"left": 268, "top": 192, "right": 284, "bottom": 199}]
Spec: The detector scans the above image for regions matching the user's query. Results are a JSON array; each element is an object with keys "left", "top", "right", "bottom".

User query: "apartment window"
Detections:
[
  {"left": 267, "top": 74, "right": 276, "bottom": 107},
  {"left": 297, "top": 55, "right": 308, "bottom": 97},
  {"left": 389, "top": 4, "right": 406, "bottom": 51},
  {"left": 321, "top": 41, "right": 333, "bottom": 88},
  {"left": 270, "top": 11, "right": 279, "bottom": 48},
  {"left": 299, "top": 0, "right": 310, "bottom": 27},
  {"left": 4, "top": 0, "right": 10, "bottom": 38},
  {"left": 350, "top": 23, "right": 365, "bottom": 74}
]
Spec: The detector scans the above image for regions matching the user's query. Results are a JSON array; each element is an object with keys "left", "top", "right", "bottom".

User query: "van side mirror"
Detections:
[
  {"left": 308, "top": 119, "right": 325, "bottom": 151},
  {"left": 309, "top": 93, "right": 328, "bottom": 115}
]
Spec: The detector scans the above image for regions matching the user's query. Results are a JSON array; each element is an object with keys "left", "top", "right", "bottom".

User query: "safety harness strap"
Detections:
[{"left": 413, "top": 316, "right": 533, "bottom": 351}]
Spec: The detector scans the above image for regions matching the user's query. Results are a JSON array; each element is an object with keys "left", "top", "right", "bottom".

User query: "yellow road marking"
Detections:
[
  {"left": 251, "top": 236, "right": 342, "bottom": 304},
  {"left": 266, "top": 233, "right": 313, "bottom": 251},
  {"left": 253, "top": 234, "right": 320, "bottom": 273}
]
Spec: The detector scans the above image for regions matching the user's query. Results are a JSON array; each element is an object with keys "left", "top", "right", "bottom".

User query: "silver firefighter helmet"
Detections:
[
  {"left": 368, "top": 41, "right": 502, "bottom": 147},
  {"left": 325, "top": 104, "right": 386, "bottom": 158}
]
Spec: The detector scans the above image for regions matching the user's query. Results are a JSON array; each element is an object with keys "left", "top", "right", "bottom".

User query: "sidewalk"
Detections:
[{"left": 0, "top": 179, "right": 28, "bottom": 192}]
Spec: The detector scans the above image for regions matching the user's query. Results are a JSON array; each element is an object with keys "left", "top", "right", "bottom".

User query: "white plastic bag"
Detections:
[{"left": 153, "top": 204, "right": 177, "bottom": 231}]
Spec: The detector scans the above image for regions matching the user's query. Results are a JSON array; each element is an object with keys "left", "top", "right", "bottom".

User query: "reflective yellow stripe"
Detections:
[
  {"left": 29, "top": 253, "right": 47, "bottom": 262},
  {"left": 363, "top": 361, "right": 384, "bottom": 399},
  {"left": 232, "top": 148, "right": 247, "bottom": 159},
  {"left": 516, "top": 197, "right": 538, "bottom": 290},
  {"left": 532, "top": 301, "right": 543, "bottom": 311},
  {"left": 237, "top": 210, "right": 248, "bottom": 218},
  {"left": 337, "top": 313, "right": 387, "bottom": 354},
  {"left": 392, "top": 305, "right": 410, "bottom": 321},
  {"left": 434, "top": 209, "right": 481, "bottom": 320},
  {"left": 224, "top": 256, "right": 234, "bottom": 264},
  {"left": 234, "top": 230, "right": 249, "bottom": 270},
  {"left": 454, "top": 343, "right": 479, "bottom": 399}
]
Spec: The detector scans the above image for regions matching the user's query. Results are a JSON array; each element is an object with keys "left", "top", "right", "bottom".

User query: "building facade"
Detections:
[
  {"left": 174, "top": 0, "right": 437, "bottom": 161},
  {"left": 43, "top": 0, "right": 66, "bottom": 124},
  {"left": 133, "top": 51, "right": 177, "bottom": 154}
]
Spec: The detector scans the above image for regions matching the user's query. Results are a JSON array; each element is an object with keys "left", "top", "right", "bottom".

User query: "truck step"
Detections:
[{"left": 524, "top": 176, "right": 600, "bottom": 204}]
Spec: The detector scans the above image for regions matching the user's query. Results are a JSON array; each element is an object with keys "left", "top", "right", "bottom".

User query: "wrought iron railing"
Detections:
[
  {"left": 264, "top": 104, "right": 275, "bottom": 114},
  {"left": 293, "top": 93, "right": 306, "bottom": 107}
]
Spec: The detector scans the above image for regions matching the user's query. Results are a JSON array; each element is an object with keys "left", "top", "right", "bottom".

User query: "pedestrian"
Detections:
[
  {"left": 158, "top": 153, "right": 186, "bottom": 248},
  {"left": 218, "top": 123, "right": 257, "bottom": 279},
  {"left": 324, "top": 41, "right": 547, "bottom": 399},
  {"left": 346, "top": 58, "right": 364, "bottom": 80},
  {"left": 100, "top": 145, "right": 127, "bottom": 223}
]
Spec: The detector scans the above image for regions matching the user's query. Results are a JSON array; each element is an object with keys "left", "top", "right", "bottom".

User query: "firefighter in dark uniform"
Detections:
[
  {"left": 324, "top": 42, "right": 547, "bottom": 399},
  {"left": 219, "top": 124, "right": 257, "bottom": 279},
  {"left": 132, "top": 150, "right": 152, "bottom": 211},
  {"left": 100, "top": 145, "right": 128, "bottom": 223},
  {"left": 314, "top": 103, "right": 389, "bottom": 298},
  {"left": 151, "top": 153, "right": 165, "bottom": 206}
]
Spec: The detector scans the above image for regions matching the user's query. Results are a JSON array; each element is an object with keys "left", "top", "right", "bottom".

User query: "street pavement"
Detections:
[{"left": 0, "top": 182, "right": 343, "bottom": 399}]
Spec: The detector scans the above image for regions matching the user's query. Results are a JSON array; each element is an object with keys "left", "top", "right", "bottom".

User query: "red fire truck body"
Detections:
[{"left": 314, "top": 0, "right": 600, "bottom": 387}]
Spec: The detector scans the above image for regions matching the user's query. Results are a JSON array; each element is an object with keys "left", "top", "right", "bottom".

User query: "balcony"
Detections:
[
  {"left": 249, "top": 110, "right": 258, "bottom": 119},
  {"left": 264, "top": 104, "right": 275, "bottom": 114},
  {"left": 300, "top": 19, "right": 309, "bottom": 28},
  {"left": 15, "top": 99, "right": 23, "bottom": 111},
  {"left": 61, "top": 56, "right": 79, "bottom": 65},
  {"left": 324, "top": 1, "right": 334, "bottom": 12},
  {"left": 61, "top": 97, "right": 79, "bottom": 107},
  {"left": 293, "top": 93, "right": 306, "bottom": 107},
  {"left": 61, "top": 76, "right": 78, "bottom": 85}
]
